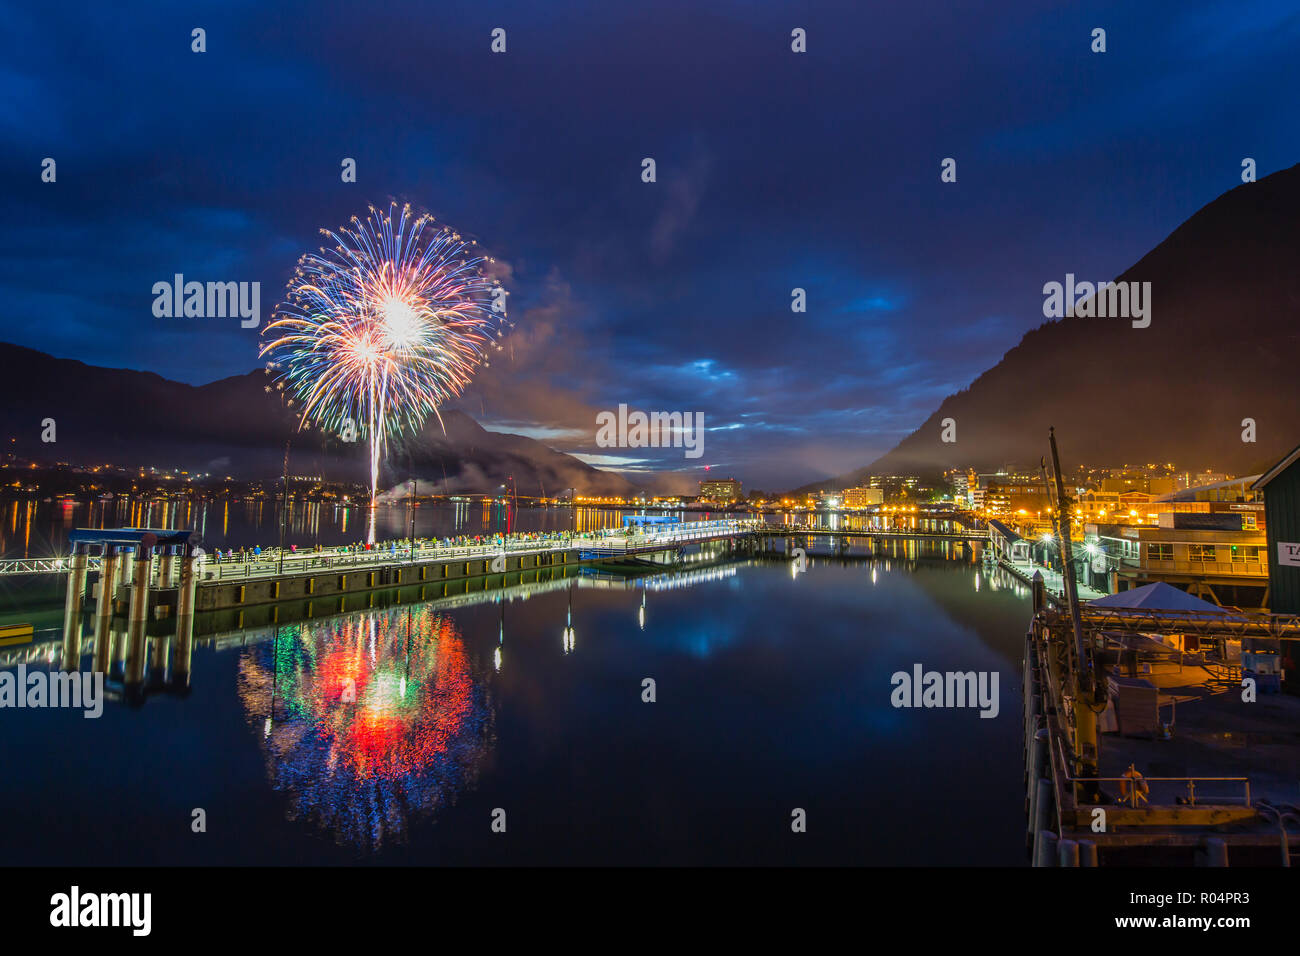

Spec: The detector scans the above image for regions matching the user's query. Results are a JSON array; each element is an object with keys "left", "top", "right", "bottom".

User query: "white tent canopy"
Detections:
[{"left": 1088, "top": 581, "right": 1230, "bottom": 614}]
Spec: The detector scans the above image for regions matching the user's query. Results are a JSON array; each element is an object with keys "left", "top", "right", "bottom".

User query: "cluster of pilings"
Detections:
[{"left": 60, "top": 529, "right": 199, "bottom": 704}]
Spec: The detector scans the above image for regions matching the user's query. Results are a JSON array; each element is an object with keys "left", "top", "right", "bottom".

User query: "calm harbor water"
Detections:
[
  {"left": 0, "top": 503, "right": 1031, "bottom": 865},
  {"left": 0, "top": 497, "right": 636, "bottom": 560}
]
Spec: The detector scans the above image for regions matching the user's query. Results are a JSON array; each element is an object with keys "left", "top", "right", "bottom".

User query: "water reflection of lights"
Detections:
[
  {"left": 563, "top": 579, "right": 576, "bottom": 653},
  {"left": 981, "top": 565, "right": 1029, "bottom": 598},
  {"left": 644, "top": 565, "right": 737, "bottom": 591},
  {"left": 237, "top": 606, "right": 493, "bottom": 851}
]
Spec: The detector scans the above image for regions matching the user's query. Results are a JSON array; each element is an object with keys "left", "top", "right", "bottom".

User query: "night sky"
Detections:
[{"left": 4, "top": 1, "right": 1298, "bottom": 490}]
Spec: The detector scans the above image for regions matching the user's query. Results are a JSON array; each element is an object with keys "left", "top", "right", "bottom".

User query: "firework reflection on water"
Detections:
[{"left": 237, "top": 606, "right": 494, "bottom": 851}]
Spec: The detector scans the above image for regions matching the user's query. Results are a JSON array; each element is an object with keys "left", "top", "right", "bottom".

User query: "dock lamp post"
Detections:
[
  {"left": 275, "top": 419, "right": 317, "bottom": 577},
  {"left": 279, "top": 437, "right": 290, "bottom": 577},
  {"left": 1083, "top": 542, "right": 1109, "bottom": 590},
  {"left": 408, "top": 477, "right": 416, "bottom": 562},
  {"left": 1042, "top": 532, "right": 1098, "bottom": 585},
  {"left": 263, "top": 371, "right": 314, "bottom": 578},
  {"left": 499, "top": 477, "right": 517, "bottom": 535},
  {"left": 1039, "top": 532, "right": 1055, "bottom": 572}
]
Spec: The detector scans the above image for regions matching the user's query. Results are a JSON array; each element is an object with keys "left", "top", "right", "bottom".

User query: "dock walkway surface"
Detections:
[
  {"left": 193, "top": 518, "right": 759, "bottom": 584},
  {"left": 1100, "top": 660, "right": 1300, "bottom": 808},
  {"left": 999, "top": 557, "right": 1105, "bottom": 602}
]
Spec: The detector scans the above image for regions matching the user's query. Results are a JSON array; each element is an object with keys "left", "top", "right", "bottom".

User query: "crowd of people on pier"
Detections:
[
  {"left": 205, "top": 527, "right": 625, "bottom": 566},
  {"left": 201, "top": 519, "right": 747, "bottom": 569}
]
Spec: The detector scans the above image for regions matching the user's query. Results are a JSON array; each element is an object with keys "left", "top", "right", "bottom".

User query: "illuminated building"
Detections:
[
  {"left": 1084, "top": 511, "right": 1270, "bottom": 610},
  {"left": 699, "top": 478, "right": 742, "bottom": 503},
  {"left": 841, "top": 486, "right": 884, "bottom": 509},
  {"left": 1254, "top": 442, "right": 1300, "bottom": 615}
]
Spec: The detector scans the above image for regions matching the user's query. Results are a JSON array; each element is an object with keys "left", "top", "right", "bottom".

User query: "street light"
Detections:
[{"left": 407, "top": 476, "right": 416, "bottom": 562}]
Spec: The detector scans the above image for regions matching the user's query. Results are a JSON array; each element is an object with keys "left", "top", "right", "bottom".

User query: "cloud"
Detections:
[{"left": 650, "top": 151, "right": 711, "bottom": 263}]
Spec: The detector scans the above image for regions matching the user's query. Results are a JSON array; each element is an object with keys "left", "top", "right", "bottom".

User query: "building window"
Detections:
[
  {"left": 1146, "top": 543, "right": 1173, "bottom": 561},
  {"left": 1231, "top": 545, "right": 1260, "bottom": 562},
  {"left": 1241, "top": 515, "right": 1257, "bottom": 530},
  {"left": 1188, "top": 544, "right": 1216, "bottom": 562}
]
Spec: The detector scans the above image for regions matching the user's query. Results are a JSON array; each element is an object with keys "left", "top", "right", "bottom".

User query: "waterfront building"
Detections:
[
  {"left": 1254, "top": 442, "right": 1300, "bottom": 615},
  {"left": 1099, "top": 473, "right": 1177, "bottom": 495},
  {"left": 974, "top": 472, "right": 1051, "bottom": 520},
  {"left": 1189, "top": 470, "right": 1231, "bottom": 487},
  {"left": 1084, "top": 512, "right": 1270, "bottom": 610},
  {"left": 841, "top": 486, "right": 884, "bottom": 509},
  {"left": 1149, "top": 475, "right": 1264, "bottom": 528},
  {"left": 699, "top": 477, "right": 742, "bottom": 503},
  {"left": 1076, "top": 489, "right": 1157, "bottom": 525}
]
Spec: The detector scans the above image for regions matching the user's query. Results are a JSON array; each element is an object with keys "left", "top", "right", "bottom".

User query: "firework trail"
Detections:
[{"left": 260, "top": 203, "right": 508, "bottom": 539}]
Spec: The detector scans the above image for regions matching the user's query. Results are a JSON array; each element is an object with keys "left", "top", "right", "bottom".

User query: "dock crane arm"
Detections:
[{"left": 1040, "top": 428, "right": 1104, "bottom": 782}]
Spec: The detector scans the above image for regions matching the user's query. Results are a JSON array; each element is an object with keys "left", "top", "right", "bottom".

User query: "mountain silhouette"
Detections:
[
  {"left": 0, "top": 342, "right": 638, "bottom": 497},
  {"left": 805, "top": 162, "right": 1300, "bottom": 491}
]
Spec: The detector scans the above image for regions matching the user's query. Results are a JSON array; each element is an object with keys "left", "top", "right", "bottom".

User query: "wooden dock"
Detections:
[{"left": 1023, "top": 573, "right": 1300, "bottom": 866}]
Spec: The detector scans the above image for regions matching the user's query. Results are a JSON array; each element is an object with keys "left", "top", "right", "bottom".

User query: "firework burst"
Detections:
[{"left": 260, "top": 203, "right": 509, "bottom": 532}]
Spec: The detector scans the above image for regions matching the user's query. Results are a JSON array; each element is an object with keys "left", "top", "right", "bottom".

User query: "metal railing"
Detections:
[
  {"left": 579, "top": 518, "right": 759, "bottom": 553},
  {"left": 0, "top": 556, "right": 103, "bottom": 575},
  {"left": 1143, "top": 558, "right": 1268, "bottom": 578},
  {"left": 0, "top": 518, "right": 763, "bottom": 581},
  {"left": 199, "top": 538, "right": 567, "bottom": 582},
  {"left": 1053, "top": 736, "right": 1252, "bottom": 809},
  {"left": 197, "top": 519, "right": 760, "bottom": 581}
]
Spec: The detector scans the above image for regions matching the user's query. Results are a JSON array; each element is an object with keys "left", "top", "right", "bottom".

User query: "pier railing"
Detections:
[
  {"left": 194, "top": 518, "right": 760, "bottom": 582},
  {"left": 1053, "top": 737, "right": 1253, "bottom": 810},
  {"left": 0, "top": 556, "right": 103, "bottom": 575},
  {"left": 0, "top": 518, "right": 762, "bottom": 583},
  {"left": 197, "top": 538, "right": 568, "bottom": 582}
]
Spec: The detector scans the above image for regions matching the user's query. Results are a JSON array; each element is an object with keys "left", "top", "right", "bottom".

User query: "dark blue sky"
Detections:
[{"left": 4, "top": 0, "right": 1298, "bottom": 490}]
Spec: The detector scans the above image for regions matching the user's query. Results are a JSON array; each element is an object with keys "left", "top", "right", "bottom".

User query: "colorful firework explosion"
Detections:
[
  {"left": 259, "top": 203, "right": 508, "bottom": 530},
  {"left": 237, "top": 607, "right": 494, "bottom": 851}
]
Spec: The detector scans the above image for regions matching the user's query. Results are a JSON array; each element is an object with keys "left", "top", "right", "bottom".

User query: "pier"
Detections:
[
  {"left": 19, "top": 513, "right": 997, "bottom": 655},
  {"left": 1023, "top": 571, "right": 1300, "bottom": 865},
  {"left": 43, "top": 518, "right": 757, "bottom": 698}
]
